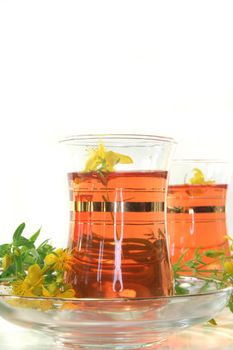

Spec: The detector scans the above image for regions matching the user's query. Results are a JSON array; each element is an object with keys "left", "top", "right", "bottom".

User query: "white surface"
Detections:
[{"left": 0, "top": 1, "right": 233, "bottom": 245}]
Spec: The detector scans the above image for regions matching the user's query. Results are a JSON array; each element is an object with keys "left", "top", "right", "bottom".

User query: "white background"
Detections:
[{"left": 0, "top": 0, "right": 233, "bottom": 245}]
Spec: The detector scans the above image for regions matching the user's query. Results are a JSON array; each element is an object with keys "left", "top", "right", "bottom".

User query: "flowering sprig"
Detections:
[
  {"left": 173, "top": 242, "right": 233, "bottom": 313},
  {"left": 0, "top": 223, "right": 76, "bottom": 298}
]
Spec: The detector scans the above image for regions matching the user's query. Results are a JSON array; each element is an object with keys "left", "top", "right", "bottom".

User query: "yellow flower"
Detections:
[
  {"left": 44, "top": 248, "right": 75, "bottom": 271},
  {"left": 25, "top": 264, "right": 43, "bottom": 286},
  {"left": 224, "top": 261, "right": 233, "bottom": 276},
  {"left": 188, "top": 168, "right": 215, "bottom": 185},
  {"left": 42, "top": 283, "right": 58, "bottom": 297},
  {"left": 12, "top": 280, "right": 34, "bottom": 297},
  {"left": 12, "top": 264, "right": 43, "bottom": 297},
  {"left": 42, "top": 284, "right": 76, "bottom": 298},
  {"left": 56, "top": 287, "right": 76, "bottom": 298},
  {"left": 84, "top": 142, "right": 133, "bottom": 172}
]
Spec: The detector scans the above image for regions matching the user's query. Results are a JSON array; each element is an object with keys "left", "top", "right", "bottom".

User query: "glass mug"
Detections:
[
  {"left": 60, "top": 134, "right": 176, "bottom": 298},
  {"left": 167, "top": 160, "right": 231, "bottom": 265}
]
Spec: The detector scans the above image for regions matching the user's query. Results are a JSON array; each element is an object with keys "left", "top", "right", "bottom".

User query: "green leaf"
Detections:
[
  {"left": 12, "top": 255, "right": 24, "bottom": 276},
  {"left": 177, "top": 249, "right": 189, "bottom": 264},
  {"left": 13, "top": 223, "right": 26, "bottom": 244},
  {"left": 0, "top": 276, "right": 16, "bottom": 282},
  {"left": 22, "top": 255, "right": 36, "bottom": 266},
  {"left": 29, "top": 227, "right": 41, "bottom": 244},
  {"left": 14, "top": 236, "right": 34, "bottom": 248},
  {"left": 98, "top": 171, "right": 108, "bottom": 186},
  {"left": 194, "top": 248, "right": 201, "bottom": 260},
  {"left": 37, "top": 240, "right": 54, "bottom": 260},
  {"left": 185, "top": 260, "right": 199, "bottom": 269},
  {"left": 0, "top": 244, "right": 11, "bottom": 257},
  {"left": 175, "top": 284, "right": 189, "bottom": 295},
  {"left": 172, "top": 249, "right": 191, "bottom": 277},
  {"left": 44, "top": 273, "right": 56, "bottom": 285},
  {"left": 168, "top": 206, "right": 184, "bottom": 213},
  {"left": 26, "top": 248, "right": 40, "bottom": 260},
  {"left": 0, "top": 265, "right": 14, "bottom": 279},
  {"left": 203, "top": 250, "right": 225, "bottom": 258},
  {"left": 199, "top": 280, "right": 211, "bottom": 293},
  {"left": 22, "top": 247, "right": 40, "bottom": 265},
  {"left": 37, "top": 239, "right": 51, "bottom": 249},
  {"left": 228, "top": 297, "right": 233, "bottom": 313}
]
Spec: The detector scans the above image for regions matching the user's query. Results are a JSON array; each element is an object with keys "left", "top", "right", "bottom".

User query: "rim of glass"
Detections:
[
  {"left": 59, "top": 134, "right": 177, "bottom": 145},
  {"left": 0, "top": 278, "right": 231, "bottom": 303}
]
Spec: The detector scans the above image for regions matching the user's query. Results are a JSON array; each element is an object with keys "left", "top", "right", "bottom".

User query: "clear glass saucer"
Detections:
[{"left": 0, "top": 276, "right": 232, "bottom": 350}]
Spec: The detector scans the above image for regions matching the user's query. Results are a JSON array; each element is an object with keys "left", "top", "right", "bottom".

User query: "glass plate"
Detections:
[{"left": 0, "top": 276, "right": 232, "bottom": 350}]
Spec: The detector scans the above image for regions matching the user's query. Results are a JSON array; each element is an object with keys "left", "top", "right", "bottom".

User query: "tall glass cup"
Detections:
[
  {"left": 60, "top": 134, "right": 176, "bottom": 298},
  {"left": 167, "top": 160, "right": 231, "bottom": 265}
]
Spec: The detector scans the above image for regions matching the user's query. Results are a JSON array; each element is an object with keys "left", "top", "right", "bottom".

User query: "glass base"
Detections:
[{"left": 55, "top": 336, "right": 165, "bottom": 349}]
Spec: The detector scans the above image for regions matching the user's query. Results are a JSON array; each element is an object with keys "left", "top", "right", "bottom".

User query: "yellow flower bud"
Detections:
[
  {"left": 48, "top": 282, "right": 58, "bottom": 294},
  {"left": 14, "top": 248, "right": 21, "bottom": 256},
  {"left": 2, "top": 255, "right": 11, "bottom": 270},
  {"left": 224, "top": 261, "right": 233, "bottom": 276},
  {"left": 44, "top": 253, "right": 58, "bottom": 266}
]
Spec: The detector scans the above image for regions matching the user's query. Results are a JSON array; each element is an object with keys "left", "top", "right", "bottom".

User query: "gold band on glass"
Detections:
[
  {"left": 70, "top": 201, "right": 165, "bottom": 213},
  {"left": 167, "top": 206, "right": 225, "bottom": 213}
]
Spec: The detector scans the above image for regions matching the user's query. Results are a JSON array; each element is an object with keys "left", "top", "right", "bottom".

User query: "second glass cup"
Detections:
[{"left": 167, "top": 160, "right": 231, "bottom": 265}]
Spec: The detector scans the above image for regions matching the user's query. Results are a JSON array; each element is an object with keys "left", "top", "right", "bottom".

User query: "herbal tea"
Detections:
[
  {"left": 167, "top": 184, "right": 230, "bottom": 264},
  {"left": 66, "top": 170, "right": 173, "bottom": 298}
]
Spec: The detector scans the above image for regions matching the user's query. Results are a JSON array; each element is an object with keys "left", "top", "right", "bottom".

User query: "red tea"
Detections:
[
  {"left": 66, "top": 171, "right": 173, "bottom": 298},
  {"left": 167, "top": 184, "right": 230, "bottom": 264}
]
